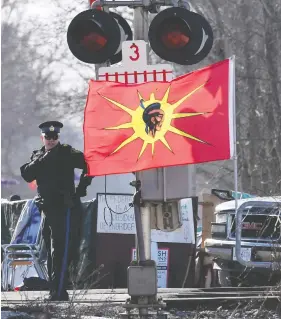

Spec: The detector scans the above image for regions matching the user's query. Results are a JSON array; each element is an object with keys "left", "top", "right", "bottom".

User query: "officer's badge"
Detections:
[{"left": 49, "top": 126, "right": 55, "bottom": 131}]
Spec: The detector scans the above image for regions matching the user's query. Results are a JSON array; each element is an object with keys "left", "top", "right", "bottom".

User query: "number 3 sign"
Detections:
[
  {"left": 98, "top": 39, "right": 173, "bottom": 84},
  {"left": 122, "top": 40, "right": 148, "bottom": 68},
  {"left": 129, "top": 43, "right": 140, "bottom": 61}
]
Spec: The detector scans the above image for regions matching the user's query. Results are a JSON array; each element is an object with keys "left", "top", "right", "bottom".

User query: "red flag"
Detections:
[{"left": 83, "top": 58, "right": 234, "bottom": 176}]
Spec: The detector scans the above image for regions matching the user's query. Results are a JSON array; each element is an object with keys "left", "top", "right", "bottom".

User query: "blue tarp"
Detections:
[{"left": 12, "top": 200, "right": 41, "bottom": 245}]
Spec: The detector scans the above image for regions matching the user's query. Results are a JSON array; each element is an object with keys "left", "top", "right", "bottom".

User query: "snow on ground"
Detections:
[{"left": 1, "top": 303, "right": 281, "bottom": 319}]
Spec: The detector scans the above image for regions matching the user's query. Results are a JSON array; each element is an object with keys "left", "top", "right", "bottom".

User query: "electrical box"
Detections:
[
  {"left": 127, "top": 266, "right": 157, "bottom": 296},
  {"left": 150, "top": 201, "right": 181, "bottom": 231},
  {"left": 138, "top": 165, "right": 196, "bottom": 201}
]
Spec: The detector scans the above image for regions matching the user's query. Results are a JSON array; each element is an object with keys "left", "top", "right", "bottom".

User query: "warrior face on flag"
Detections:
[{"left": 141, "top": 100, "right": 165, "bottom": 138}]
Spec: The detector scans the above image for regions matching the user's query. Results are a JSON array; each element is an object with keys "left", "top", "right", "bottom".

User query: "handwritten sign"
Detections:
[
  {"left": 97, "top": 194, "right": 195, "bottom": 243},
  {"left": 132, "top": 248, "right": 169, "bottom": 288},
  {"left": 97, "top": 193, "right": 135, "bottom": 234},
  {"left": 151, "top": 198, "right": 195, "bottom": 244}
]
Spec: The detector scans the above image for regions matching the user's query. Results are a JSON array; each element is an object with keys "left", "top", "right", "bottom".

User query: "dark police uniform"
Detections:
[{"left": 20, "top": 121, "right": 92, "bottom": 301}]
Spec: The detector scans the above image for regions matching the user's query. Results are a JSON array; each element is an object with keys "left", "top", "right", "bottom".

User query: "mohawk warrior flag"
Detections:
[{"left": 83, "top": 58, "right": 234, "bottom": 176}]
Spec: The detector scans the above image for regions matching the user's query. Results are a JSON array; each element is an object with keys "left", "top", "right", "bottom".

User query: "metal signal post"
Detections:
[{"left": 133, "top": 5, "right": 150, "bottom": 262}]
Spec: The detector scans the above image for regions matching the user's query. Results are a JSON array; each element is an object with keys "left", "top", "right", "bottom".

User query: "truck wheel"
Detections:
[{"left": 218, "top": 269, "right": 232, "bottom": 287}]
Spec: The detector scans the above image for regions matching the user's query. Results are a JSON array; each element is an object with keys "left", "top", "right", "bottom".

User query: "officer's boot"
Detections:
[{"left": 44, "top": 290, "right": 69, "bottom": 302}]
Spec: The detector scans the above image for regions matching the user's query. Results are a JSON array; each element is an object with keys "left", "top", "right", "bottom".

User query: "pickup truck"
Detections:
[{"left": 204, "top": 196, "right": 281, "bottom": 286}]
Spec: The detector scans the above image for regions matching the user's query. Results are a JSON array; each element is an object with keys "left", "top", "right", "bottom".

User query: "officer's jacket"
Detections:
[{"left": 20, "top": 143, "right": 86, "bottom": 207}]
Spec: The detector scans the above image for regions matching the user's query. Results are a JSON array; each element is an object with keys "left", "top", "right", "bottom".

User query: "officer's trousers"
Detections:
[{"left": 41, "top": 204, "right": 76, "bottom": 297}]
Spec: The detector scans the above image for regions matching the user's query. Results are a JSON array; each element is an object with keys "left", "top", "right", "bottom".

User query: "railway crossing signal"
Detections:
[
  {"left": 67, "top": 9, "right": 133, "bottom": 64},
  {"left": 148, "top": 7, "right": 213, "bottom": 65},
  {"left": 67, "top": 6, "right": 213, "bottom": 65}
]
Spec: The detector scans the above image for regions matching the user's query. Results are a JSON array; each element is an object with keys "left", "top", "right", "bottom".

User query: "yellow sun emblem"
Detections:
[{"left": 100, "top": 83, "right": 209, "bottom": 159}]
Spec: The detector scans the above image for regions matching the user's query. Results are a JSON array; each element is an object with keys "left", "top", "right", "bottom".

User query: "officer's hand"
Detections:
[
  {"left": 36, "top": 148, "right": 59, "bottom": 164},
  {"left": 30, "top": 154, "right": 44, "bottom": 166},
  {"left": 40, "top": 152, "right": 51, "bottom": 161},
  {"left": 33, "top": 151, "right": 50, "bottom": 164},
  {"left": 75, "top": 186, "right": 87, "bottom": 198}
]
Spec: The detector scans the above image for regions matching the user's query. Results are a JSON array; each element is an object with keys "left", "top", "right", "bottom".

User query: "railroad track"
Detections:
[
  {"left": 1, "top": 286, "right": 280, "bottom": 306},
  {"left": 175, "top": 286, "right": 281, "bottom": 299}
]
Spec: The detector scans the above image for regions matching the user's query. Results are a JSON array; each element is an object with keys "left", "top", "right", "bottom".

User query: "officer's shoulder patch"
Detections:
[
  {"left": 60, "top": 144, "right": 80, "bottom": 154},
  {"left": 71, "top": 147, "right": 81, "bottom": 154}
]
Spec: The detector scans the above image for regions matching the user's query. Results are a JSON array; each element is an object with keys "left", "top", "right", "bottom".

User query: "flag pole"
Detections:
[{"left": 231, "top": 56, "right": 239, "bottom": 216}]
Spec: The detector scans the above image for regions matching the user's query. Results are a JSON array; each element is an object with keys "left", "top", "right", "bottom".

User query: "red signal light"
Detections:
[
  {"left": 148, "top": 7, "right": 214, "bottom": 65},
  {"left": 67, "top": 10, "right": 132, "bottom": 64},
  {"left": 158, "top": 18, "right": 191, "bottom": 50},
  {"left": 161, "top": 29, "right": 190, "bottom": 49},
  {"left": 81, "top": 32, "right": 107, "bottom": 52}
]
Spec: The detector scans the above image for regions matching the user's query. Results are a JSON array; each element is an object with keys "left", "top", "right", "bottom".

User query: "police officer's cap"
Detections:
[{"left": 39, "top": 121, "right": 63, "bottom": 134}]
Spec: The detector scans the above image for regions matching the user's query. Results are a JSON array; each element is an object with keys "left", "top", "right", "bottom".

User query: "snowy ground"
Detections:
[{"left": 1, "top": 302, "right": 281, "bottom": 319}]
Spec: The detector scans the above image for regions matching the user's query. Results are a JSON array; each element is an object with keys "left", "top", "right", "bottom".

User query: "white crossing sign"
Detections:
[
  {"left": 122, "top": 40, "right": 148, "bottom": 67},
  {"left": 98, "top": 40, "right": 173, "bottom": 84}
]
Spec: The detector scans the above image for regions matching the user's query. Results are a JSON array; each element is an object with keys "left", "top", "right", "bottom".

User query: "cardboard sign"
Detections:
[{"left": 97, "top": 193, "right": 135, "bottom": 234}]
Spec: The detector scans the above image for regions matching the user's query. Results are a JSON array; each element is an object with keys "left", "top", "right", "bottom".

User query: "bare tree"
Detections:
[
  {"left": 176, "top": 0, "right": 281, "bottom": 196},
  {"left": 1, "top": 0, "right": 84, "bottom": 197},
  {"left": 1, "top": 22, "right": 51, "bottom": 178}
]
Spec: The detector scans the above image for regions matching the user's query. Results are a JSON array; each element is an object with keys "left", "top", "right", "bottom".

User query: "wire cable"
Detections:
[
  {"left": 103, "top": 175, "right": 134, "bottom": 227},
  {"left": 102, "top": 176, "right": 184, "bottom": 234}
]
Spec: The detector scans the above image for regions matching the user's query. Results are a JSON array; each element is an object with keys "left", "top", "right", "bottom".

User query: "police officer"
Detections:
[{"left": 20, "top": 121, "right": 92, "bottom": 301}]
